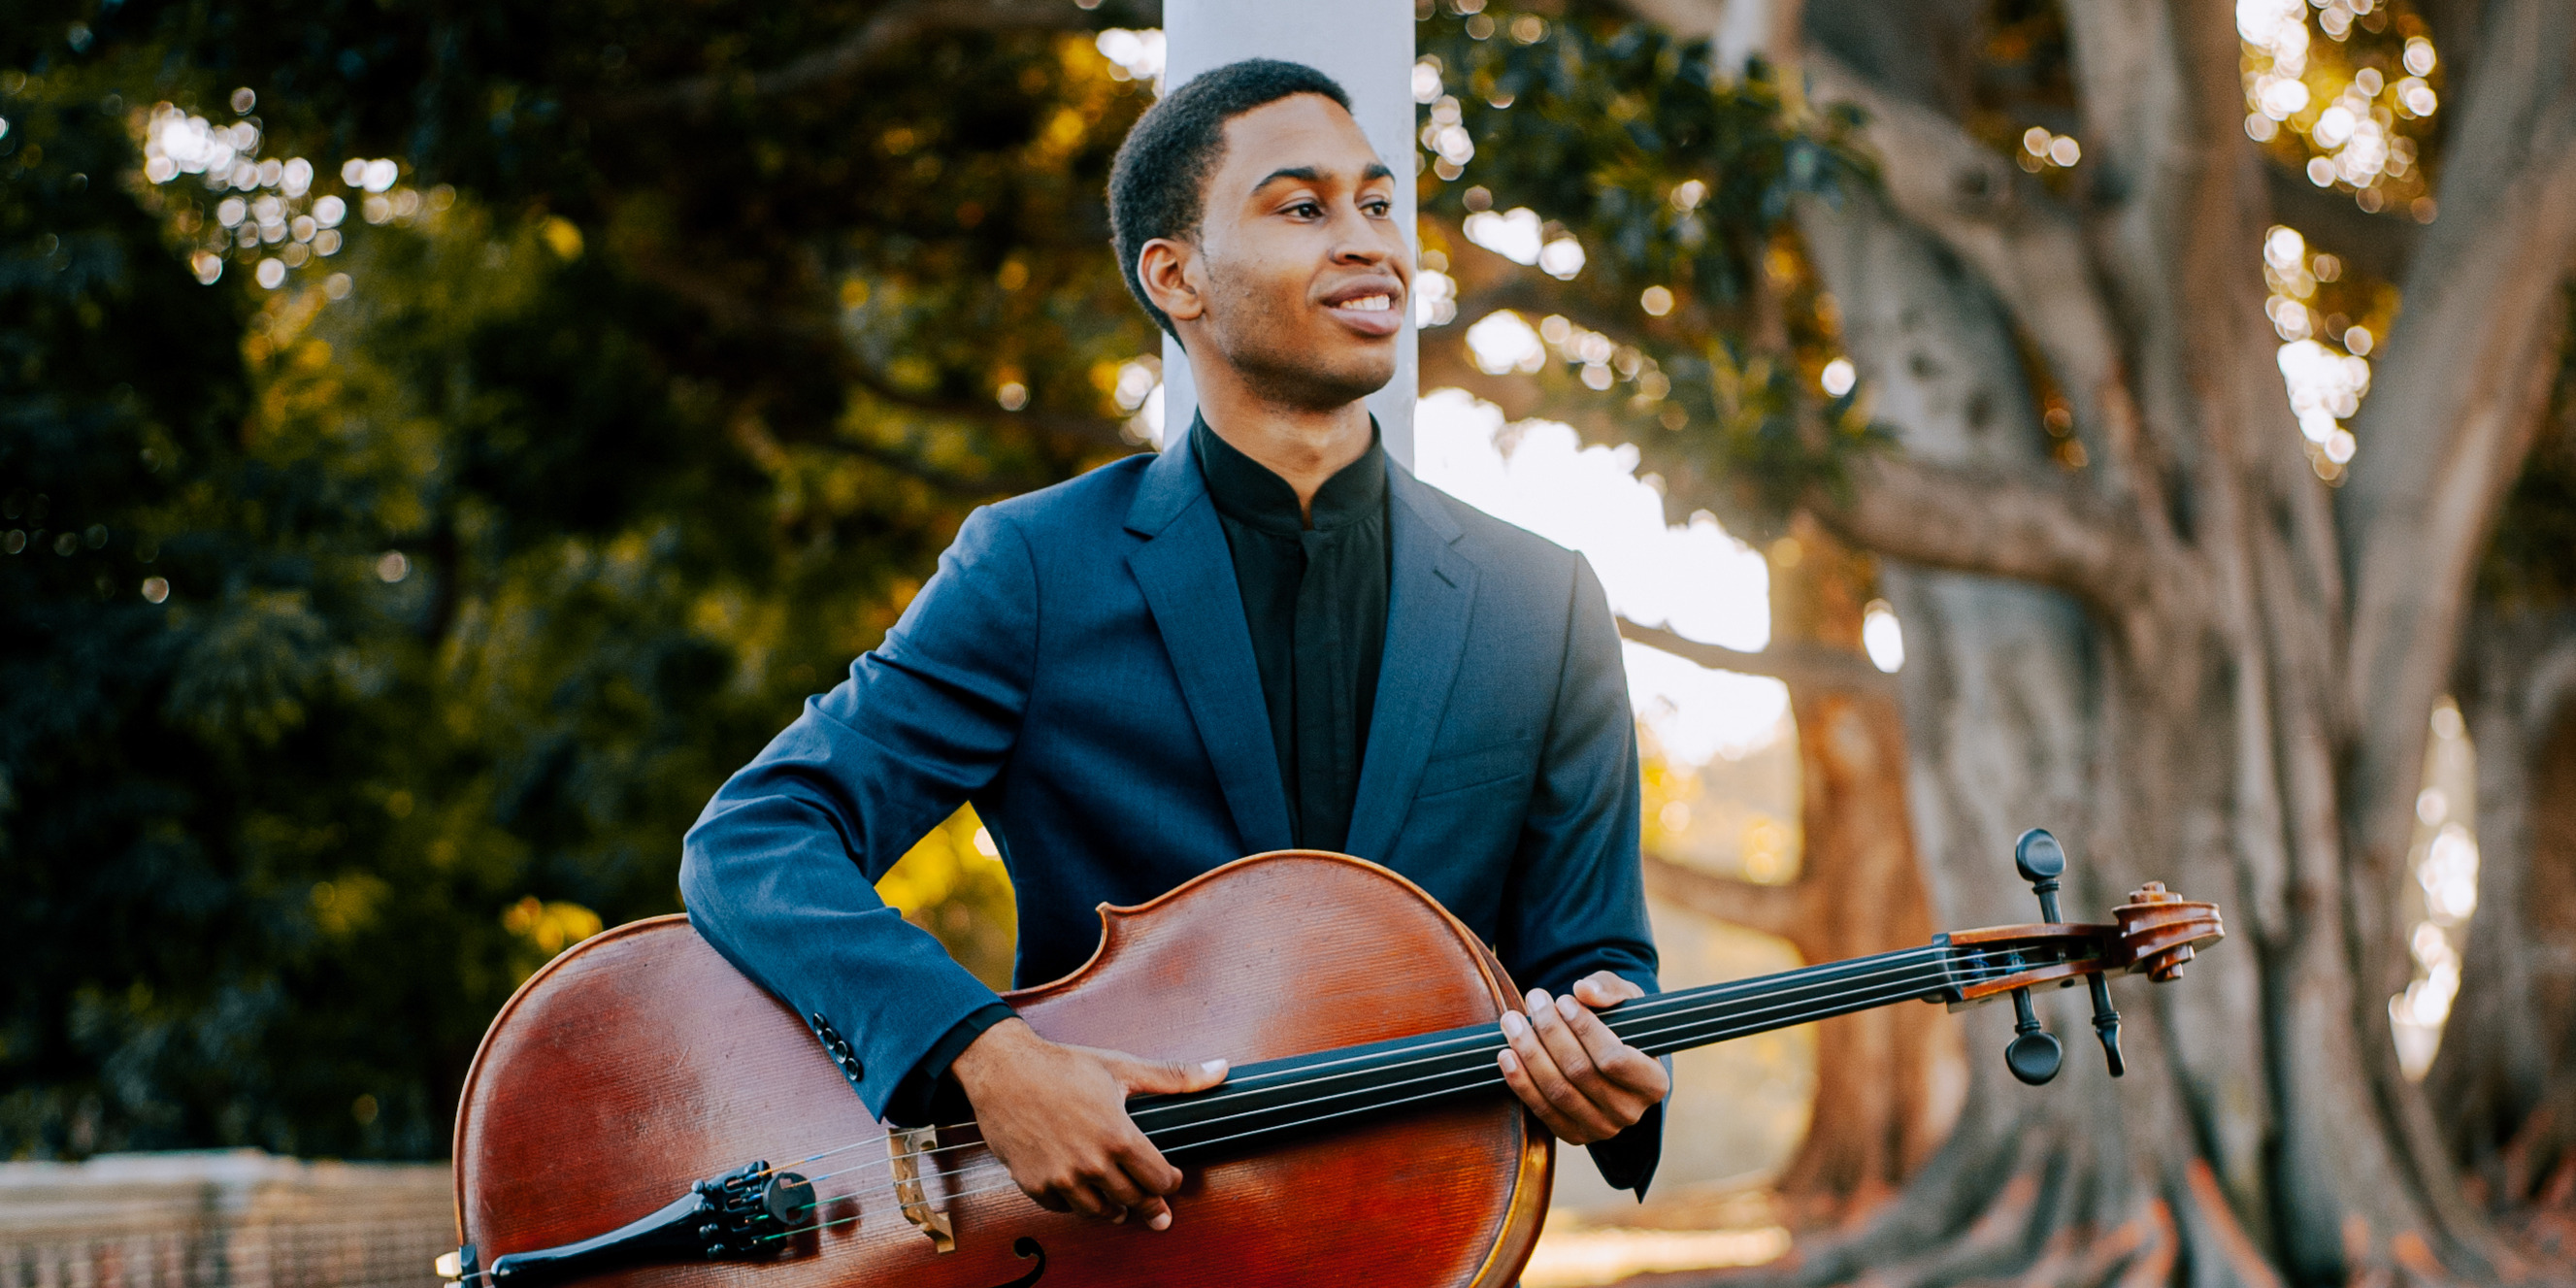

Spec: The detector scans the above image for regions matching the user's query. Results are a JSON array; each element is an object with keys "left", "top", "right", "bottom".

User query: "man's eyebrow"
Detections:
[
  {"left": 1251, "top": 166, "right": 1325, "bottom": 191},
  {"left": 1249, "top": 162, "right": 1394, "bottom": 192}
]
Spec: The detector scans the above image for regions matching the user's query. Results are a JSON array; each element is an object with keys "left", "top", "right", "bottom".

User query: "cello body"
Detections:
[{"left": 453, "top": 852, "right": 1552, "bottom": 1288}]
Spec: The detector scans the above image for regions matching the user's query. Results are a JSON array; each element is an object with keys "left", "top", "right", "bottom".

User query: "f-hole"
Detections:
[{"left": 985, "top": 1237, "right": 1046, "bottom": 1288}]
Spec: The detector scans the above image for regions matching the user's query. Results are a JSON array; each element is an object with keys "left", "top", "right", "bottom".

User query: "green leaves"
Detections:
[
  {"left": 1416, "top": 11, "right": 1885, "bottom": 534},
  {"left": 163, "top": 587, "right": 331, "bottom": 744}
]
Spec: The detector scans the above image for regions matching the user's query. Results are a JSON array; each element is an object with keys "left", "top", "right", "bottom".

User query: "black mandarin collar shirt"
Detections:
[
  {"left": 1191, "top": 413, "right": 1391, "bottom": 855},
  {"left": 891, "top": 415, "right": 1394, "bottom": 1126}
]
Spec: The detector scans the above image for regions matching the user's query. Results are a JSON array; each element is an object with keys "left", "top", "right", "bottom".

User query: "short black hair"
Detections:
[{"left": 1107, "top": 59, "right": 1355, "bottom": 340}]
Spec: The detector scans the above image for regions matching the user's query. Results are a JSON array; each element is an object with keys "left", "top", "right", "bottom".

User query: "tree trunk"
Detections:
[
  {"left": 2432, "top": 607, "right": 2576, "bottom": 1241},
  {"left": 1613, "top": 0, "right": 2576, "bottom": 1277},
  {"left": 1641, "top": 523, "right": 1963, "bottom": 1224}
]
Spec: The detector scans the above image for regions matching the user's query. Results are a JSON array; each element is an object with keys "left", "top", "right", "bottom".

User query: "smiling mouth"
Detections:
[{"left": 1336, "top": 294, "right": 1395, "bottom": 313}]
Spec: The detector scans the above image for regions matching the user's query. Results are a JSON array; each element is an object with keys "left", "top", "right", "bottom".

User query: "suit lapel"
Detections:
[
  {"left": 1126, "top": 437, "right": 1296, "bottom": 855},
  {"left": 1345, "top": 467, "right": 1477, "bottom": 861}
]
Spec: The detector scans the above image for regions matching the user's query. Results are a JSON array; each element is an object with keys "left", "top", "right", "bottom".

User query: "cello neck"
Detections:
[{"left": 1127, "top": 941, "right": 1968, "bottom": 1162}]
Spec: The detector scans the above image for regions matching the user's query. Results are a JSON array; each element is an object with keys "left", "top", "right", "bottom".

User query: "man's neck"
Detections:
[{"left": 1187, "top": 365, "right": 1375, "bottom": 522}]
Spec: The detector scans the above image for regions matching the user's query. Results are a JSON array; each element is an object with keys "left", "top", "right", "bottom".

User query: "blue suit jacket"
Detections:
[{"left": 678, "top": 430, "right": 1665, "bottom": 1191}]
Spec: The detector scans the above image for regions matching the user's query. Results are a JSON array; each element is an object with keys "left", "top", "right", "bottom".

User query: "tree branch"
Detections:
[
  {"left": 2342, "top": 0, "right": 2576, "bottom": 867},
  {"left": 617, "top": 246, "right": 1133, "bottom": 457},
  {"left": 1803, "top": 51, "right": 2162, "bottom": 515},
  {"left": 1643, "top": 853, "right": 1812, "bottom": 944},
  {"left": 1807, "top": 454, "right": 2151, "bottom": 613},
  {"left": 596, "top": 0, "right": 1143, "bottom": 119},
  {"left": 1617, "top": 618, "right": 1898, "bottom": 696}
]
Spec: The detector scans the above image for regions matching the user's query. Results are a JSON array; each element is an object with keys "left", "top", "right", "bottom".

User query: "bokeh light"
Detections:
[
  {"left": 2261, "top": 225, "right": 2377, "bottom": 479},
  {"left": 2391, "top": 699, "right": 2478, "bottom": 1078},
  {"left": 1095, "top": 29, "right": 1167, "bottom": 84},
  {"left": 136, "top": 97, "right": 450, "bottom": 299},
  {"left": 1463, "top": 206, "right": 1542, "bottom": 265},
  {"left": 2239, "top": 0, "right": 2436, "bottom": 216}
]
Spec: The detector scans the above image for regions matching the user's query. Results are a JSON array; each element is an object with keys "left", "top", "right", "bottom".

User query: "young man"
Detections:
[{"left": 678, "top": 59, "right": 1668, "bottom": 1235}]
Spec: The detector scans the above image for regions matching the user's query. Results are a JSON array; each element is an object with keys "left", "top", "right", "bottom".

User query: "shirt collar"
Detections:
[{"left": 1191, "top": 413, "right": 1386, "bottom": 536}]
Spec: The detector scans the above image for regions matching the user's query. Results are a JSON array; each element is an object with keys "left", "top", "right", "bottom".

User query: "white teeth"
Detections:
[{"left": 1339, "top": 294, "right": 1391, "bottom": 312}]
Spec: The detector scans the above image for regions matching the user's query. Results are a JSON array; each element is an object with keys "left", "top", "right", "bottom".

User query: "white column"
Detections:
[{"left": 1158, "top": 0, "right": 1418, "bottom": 466}]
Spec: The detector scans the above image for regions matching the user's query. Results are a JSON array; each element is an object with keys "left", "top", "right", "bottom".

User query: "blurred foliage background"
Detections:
[
  {"left": 0, "top": 0, "right": 1860, "bottom": 1165},
  {"left": 0, "top": 0, "right": 1168, "bottom": 1161},
  {"left": 22, "top": 0, "right": 2552, "bottom": 1189}
]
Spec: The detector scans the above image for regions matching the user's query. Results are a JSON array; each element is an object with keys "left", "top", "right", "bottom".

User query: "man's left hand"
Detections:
[{"left": 1495, "top": 971, "right": 1669, "bottom": 1145}]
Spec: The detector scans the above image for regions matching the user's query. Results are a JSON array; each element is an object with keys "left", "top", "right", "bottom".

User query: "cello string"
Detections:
[
  {"left": 1151, "top": 945, "right": 1963, "bottom": 1094},
  {"left": 770, "top": 955, "right": 2013, "bottom": 1220},
  {"left": 786, "top": 1135, "right": 993, "bottom": 1189},
  {"left": 745, "top": 944, "right": 1975, "bottom": 1176},
  {"left": 1119, "top": 949, "right": 1984, "bottom": 1129},
  {"left": 752, "top": 946, "right": 2021, "bottom": 1198},
  {"left": 773, "top": 947, "right": 1958, "bottom": 1195},
  {"left": 1113, "top": 958, "right": 1985, "bottom": 1148}
]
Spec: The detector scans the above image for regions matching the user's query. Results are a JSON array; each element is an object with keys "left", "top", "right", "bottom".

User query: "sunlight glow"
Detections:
[
  {"left": 1414, "top": 390, "right": 1786, "bottom": 767},
  {"left": 1521, "top": 1226, "right": 1790, "bottom": 1287},
  {"left": 1537, "top": 236, "right": 1586, "bottom": 280},
  {"left": 2392, "top": 699, "right": 2478, "bottom": 1079},
  {"left": 2238, "top": 0, "right": 2436, "bottom": 217},
  {"left": 2262, "top": 225, "right": 2375, "bottom": 479},
  {"left": 1414, "top": 269, "right": 1459, "bottom": 327},
  {"left": 1423, "top": 95, "right": 1475, "bottom": 178},
  {"left": 140, "top": 99, "right": 443, "bottom": 296},
  {"left": 1095, "top": 29, "right": 1166, "bottom": 83},
  {"left": 1863, "top": 600, "right": 1904, "bottom": 673},
  {"left": 1463, "top": 207, "right": 1544, "bottom": 266},
  {"left": 1466, "top": 310, "right": 1547, "bottom": 374}
]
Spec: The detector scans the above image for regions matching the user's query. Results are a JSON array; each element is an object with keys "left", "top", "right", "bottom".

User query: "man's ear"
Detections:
[{"left": 1137, "top": 237, "right": 1205, "bottom": 327}]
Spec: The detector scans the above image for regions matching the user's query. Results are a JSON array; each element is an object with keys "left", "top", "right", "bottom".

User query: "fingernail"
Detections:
[
  {"left": 1149, "top": 1210, "right": 1172, "bottom": 1232},
  {"left": 1201, "top": 1059, "right": 1228, "bottom": 1077},
  {"left": 1112, "top": 1209, "right": 1127, "bottom": 1224},
  {"left": 1559, "top": 995, "right": 1582, "bottom": 1020},
  {"left": 1529, "top": 988, "right": 1551, "bottom": 1011},
  {"left": 1502, "top": 1011, "right": 1527, "bottom": 1038}
]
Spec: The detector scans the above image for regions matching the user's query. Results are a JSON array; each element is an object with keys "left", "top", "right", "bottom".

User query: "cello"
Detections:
[{"left": 442, "top": 829, "right": 2219, "bottom": 1288}]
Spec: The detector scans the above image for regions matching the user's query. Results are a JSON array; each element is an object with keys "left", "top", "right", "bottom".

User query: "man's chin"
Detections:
[{"left": 1238, "top": 347, "right": 1396, "bottom": 413}]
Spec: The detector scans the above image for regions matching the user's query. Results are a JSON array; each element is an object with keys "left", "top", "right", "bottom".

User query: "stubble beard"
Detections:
[{"left": 1198, "top": 255, "right": 1394, "bottom": 413}]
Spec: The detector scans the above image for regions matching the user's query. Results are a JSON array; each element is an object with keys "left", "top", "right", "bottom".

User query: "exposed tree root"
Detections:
[{"left": 1627, "top": 1113, "right": 2284, "bottom": 1288}]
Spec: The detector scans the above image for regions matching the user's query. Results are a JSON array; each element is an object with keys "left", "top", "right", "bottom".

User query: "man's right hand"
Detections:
[{"left": 947, "top": 1017, "right": 1228, "bottom": 1230}]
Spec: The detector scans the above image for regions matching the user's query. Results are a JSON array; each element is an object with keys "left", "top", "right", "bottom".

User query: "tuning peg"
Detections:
[
  {"left": 2086, "top": 974, "right": 2126, "bottom": 1076},
  {"left": 2004, "top": 986, "right": 2062, "bottom": 1085},
  {"left": 2001, "top": 829, "right": 2069, "bottom": 1086},
  {"left": 2017, "top": 827, "right": 2128, "bottom": 1078},
  {"left": 2015, "top": 828, "right": 2065, "bottom": 922}
]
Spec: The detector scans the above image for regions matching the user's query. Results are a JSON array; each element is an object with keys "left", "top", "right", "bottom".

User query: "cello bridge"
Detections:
[{"left": 889, "top": 1127, "right": 957, "bottom": 1253}]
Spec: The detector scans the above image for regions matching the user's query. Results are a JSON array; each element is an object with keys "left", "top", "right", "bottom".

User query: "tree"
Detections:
[
  {"left": 1625, "top": 522, "right": 1962, "bottom": 1224},
  {"left": 0, "top": 0, "right": 1158, "bottom": 1159},
  {"left": 1416, "top": 0, "right": 2576, "bottom": 1281},
  {"left": 2427, "top": 311, "right": 2576, "bottom": 1244},
  {"left": 17, "top": 4, "right": 2576, "bottom": 1284}
]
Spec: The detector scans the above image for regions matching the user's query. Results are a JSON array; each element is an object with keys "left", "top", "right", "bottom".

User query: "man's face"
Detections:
[{"left": 1161, "top": 94, "right": 1409, "bottom": 411}]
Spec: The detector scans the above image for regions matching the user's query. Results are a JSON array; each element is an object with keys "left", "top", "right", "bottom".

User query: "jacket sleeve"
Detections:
[
  {"left": 1501, "top": 553, "right": 1666, "bottom": 1198},
  {"left": 679, "top": 505, "right": 1037, "bottom": 1122}
]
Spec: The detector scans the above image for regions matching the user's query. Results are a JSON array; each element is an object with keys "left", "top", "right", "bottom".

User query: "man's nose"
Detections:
[{"left": 1329, "top": 209, "right": 1401, "bottom": 266}]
